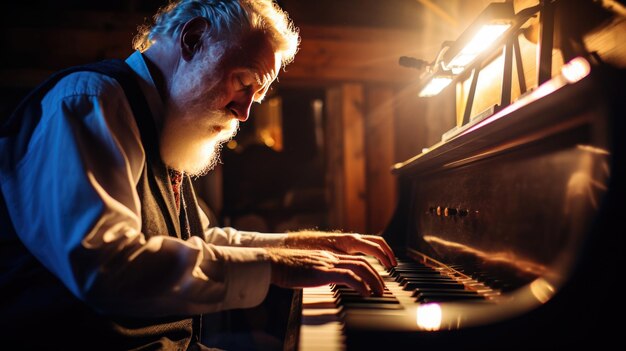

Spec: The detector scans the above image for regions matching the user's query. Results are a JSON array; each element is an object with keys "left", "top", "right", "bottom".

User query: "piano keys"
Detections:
[
  {"left": 298, "top": 255, "right": 500, "bottom": 351},
  {"left": 292, "top": 61, "right": 625, "bottom": 350}
]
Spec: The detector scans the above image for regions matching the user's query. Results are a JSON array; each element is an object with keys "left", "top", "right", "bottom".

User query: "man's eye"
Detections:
[{"left": 236, "top": 75, "right": 253, "bottom": 90}]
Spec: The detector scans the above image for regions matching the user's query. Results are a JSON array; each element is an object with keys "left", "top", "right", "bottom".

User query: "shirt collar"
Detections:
[{"left": 125, "top": 50, "right": 165, "bottom": 126}]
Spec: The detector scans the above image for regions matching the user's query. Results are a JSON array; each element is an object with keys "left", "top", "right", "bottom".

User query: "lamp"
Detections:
[
  {"left": 414, "top": 2, "right": 516, "bottom": 98},
  {"left": 418, "top": 74, "right": 454, "bottom": 97},
  {"left": 442, "top": 2, "right": 515, "bottom": 75}
]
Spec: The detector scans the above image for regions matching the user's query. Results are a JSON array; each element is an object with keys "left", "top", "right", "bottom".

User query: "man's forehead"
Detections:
[{"left": 228, "top": 31, "right": 281, "bottom": 82}]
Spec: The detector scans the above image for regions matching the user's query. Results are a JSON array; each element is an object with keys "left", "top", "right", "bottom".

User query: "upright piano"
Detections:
[{"left": 289, "top": 60, "right": 625, "bottom": 350}]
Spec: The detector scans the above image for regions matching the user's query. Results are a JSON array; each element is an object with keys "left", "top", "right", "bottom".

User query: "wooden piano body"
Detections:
[{"left": 291, "top": 61, "right": 625, "bottom": 350}]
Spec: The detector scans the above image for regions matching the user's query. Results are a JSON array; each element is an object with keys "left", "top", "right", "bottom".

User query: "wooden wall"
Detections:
[
  {"left": 6, "top": 1, "right": 619, "bottom": 234},
  {"left": 281, "top": 25, "right": 439, "bottom": 234},
  {"left": 0, "top": 5, "right": 440, "bottom": 235}
]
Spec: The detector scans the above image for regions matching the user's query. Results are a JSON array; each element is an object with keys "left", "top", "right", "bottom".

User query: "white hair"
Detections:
[{"left": 133, "top": 0, "right": 300, "bottom": 68}]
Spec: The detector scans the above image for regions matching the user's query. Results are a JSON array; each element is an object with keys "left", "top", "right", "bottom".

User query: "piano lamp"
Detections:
[
  {"left": 442, "top": 2, "right": 515, "bottom": 75},
  {"left": 418, "top": 74, "right": 453, "bottom": 97},
  {"left": 417, "top": 2, "right": 515, "bottom": 97}
]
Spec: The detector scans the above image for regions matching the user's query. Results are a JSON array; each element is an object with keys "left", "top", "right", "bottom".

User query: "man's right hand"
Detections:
[{"left": 267, "top": 248, "right": 385, "bottom": 296}]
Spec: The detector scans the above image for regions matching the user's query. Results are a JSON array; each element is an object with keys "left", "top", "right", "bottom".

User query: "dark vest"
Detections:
[{"left": 0, "top": 59, "right": 205, "bottom": 350}]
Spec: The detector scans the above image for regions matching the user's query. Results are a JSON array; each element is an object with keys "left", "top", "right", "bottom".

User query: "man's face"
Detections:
[{"left": 160, "top": 32, "right": 281, "bottom": 176}]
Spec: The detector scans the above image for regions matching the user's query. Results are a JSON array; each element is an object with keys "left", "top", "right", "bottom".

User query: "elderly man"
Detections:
[{"left": 0, "top": 0, "right": 396, "bottom": 349}]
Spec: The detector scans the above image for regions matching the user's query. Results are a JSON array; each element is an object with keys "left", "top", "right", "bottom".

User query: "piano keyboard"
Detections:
[{"left": 298, "top": 255, "right": 498, "bottom": 351}]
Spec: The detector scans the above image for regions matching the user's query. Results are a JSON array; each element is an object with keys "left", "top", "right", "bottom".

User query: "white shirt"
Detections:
[{"left": 0, "top": 51, "right": 287, "bottom": 317}]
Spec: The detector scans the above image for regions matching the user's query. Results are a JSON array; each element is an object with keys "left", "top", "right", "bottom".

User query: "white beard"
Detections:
[
  {"left": 160, "top": 109, "right": 238, "bottom": 177},
  {"left": 160, "top": 45, "right": 239, "bottom": 177}
]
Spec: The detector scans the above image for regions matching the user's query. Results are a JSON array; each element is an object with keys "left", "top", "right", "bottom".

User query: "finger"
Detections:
[
  {"left": 319, "top": 268, "right": 372, "bottom": 297},
  {"left": 344, "top": 237, "right": 393, "bottom": 270},
  {"left": 361, "top": 235, "right": 398, "bottom": 267},
  {"left": 335, "top": 259, "right": 385, "bottom": 296},
  {"left": 316, "top": 250, "right": 340, "bottom": 261},
  {"left": 316, "top": 251, "right": 385, "bottom": 294},
  {"left": 334, "top": 254, "right": 385, "bottom": 288}
]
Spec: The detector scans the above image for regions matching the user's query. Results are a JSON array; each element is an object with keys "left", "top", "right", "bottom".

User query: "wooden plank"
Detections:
[
  {"left": 341, "top": 84, "right": 367, "bottom": 233},
  {"left": 364, "top": 87, "right": 397, "bottom": 234},
  {"left": 393, "top": 83, "right": 426, "bottom": 162},
  {"left": 325, "top": 84, "right": 367, "bottom": 233},
  {"left": 325, "top": 87, "right": 346, "bottom": 231},
  {"left": 280, "top": 0, "right": 429, "bottom": 32},
  {"left": 281, "top": 64, "right": 419, "bottom": 85},
  {"left": 282, "top": 25, "right": 436, "bottom": 84},
  {"left": 1, "top": 24, "right": 430, "bottom": 85}
]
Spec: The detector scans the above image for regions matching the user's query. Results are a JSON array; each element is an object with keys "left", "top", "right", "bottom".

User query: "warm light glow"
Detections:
[
  {"left": 419, "top": 76, "right": 453, "bottom": 97},
  {"left": 269, "top": 98, "right": 280, "bottom": 108},
  {"left": 260, "top": 130, "right": 276, "bottom": 147},
  {"left": 254, "top": 96, "right": 283, "bottom": 151},
  {"left": 416, "top": 303, "right": 442, "bottom": 331},
  {"left": 446, "top": 24, "right": 511, "bottom": 74},
  {"left": 226, "top": 140, "right": 238, "bottom": 150},
  {"left": 423, "top": 235, "right": 548, "bottom": 277},
  {"left": 529, "top": 278, "right": 556, "bottom": 304},
  {"left": 561, "top": 57, "right": 591, "bottom": 83}
]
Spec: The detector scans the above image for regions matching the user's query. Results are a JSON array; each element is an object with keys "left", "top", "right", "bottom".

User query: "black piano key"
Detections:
[
  {"left": 397, "top": 274, "right": 453, "bottom": 279},
  {"left": 399, "top": 277, "right": 457, "bottom": 286},
  {"left": 411, "top": 288, "right": 479, "bottom": 298},
  {"left": 468, "top": 272, "right": 513, "bottom": 291},
  {"left": 392, "top": 260, "right": 426, "bottom": 266},
  {"left": 393, "top": 262, "right": 427, "bottom": 268},
  {"left": 392, "top": 271, "right": 444, "bottom": 279},
  {"left": 395, "top": 271, "right": 448, "bottom": 276},
  {"left": 331, "top": 284, "right": 354, "bottom": 292},
  {"left": 333, "top": 285, "right": 391, "bottom": 294},
  {"left": 416, "top": 292, "right": 486, "bottom": 302},
  {"left": 420, "top": 294, "right": 487, "bottom": 303},
  {"left": 397, "top": 275, "right": 454, "bottom": 284},
  {"left": 342, "top": 303, "right": 404, "bottom": 310},
  {"left": 390, "top": 268, "right": 441, "bottom": 276},
  {"left": 391, "top": 264, "right": 434, "bottom": 269},
  {"left": 394, "top": 272, "right": 449, "bottom": 280},
  {"left": 337, "top": 296, "right": 400, "bottom": 304},
  {"left": 403, "top": 281, "right": 466, "bottom": 291},
  {"left": 335, "top": 291, "right": 395, "bottom": 298},
  {"left": 389, "top": 264, "right": 435, "bottom": 272}
]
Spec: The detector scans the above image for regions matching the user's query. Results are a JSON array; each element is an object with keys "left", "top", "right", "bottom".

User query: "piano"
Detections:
[{"left": 288, "top": 60, "right": 625, "bottom": 350}]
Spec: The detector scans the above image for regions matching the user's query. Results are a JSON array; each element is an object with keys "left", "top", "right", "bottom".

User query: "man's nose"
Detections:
[{"left": 227, "top": 91, "right": 255, "bottom": 122}]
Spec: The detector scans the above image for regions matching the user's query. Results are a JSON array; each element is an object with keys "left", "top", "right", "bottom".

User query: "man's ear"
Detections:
[{"left": 180, "top": 17, "right": 209, "bottom": 61}]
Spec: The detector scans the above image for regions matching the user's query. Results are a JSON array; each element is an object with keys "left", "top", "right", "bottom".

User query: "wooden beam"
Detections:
[
  {"left": 364, "top": 87, "right": 397, "bottom": 234},
  {"left": 325, "top": 84, "right": 367, "bottom": 233},
  {"left": 282, "top": 25, "right": 432, "bottom": 85},
  {"left": 341, "top": 84, "right": 367, "bottom": 233},
  {"left": 1, "top": 11, "right": 436, "bottom": 85}
]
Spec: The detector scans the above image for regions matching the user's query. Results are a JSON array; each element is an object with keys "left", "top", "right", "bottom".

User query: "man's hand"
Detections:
[
  {"left": 284, "top": 232, "right": 398, "bottom": 269},
  {"left": 267, "top": 248, "right": 385, "bottom": 296}
]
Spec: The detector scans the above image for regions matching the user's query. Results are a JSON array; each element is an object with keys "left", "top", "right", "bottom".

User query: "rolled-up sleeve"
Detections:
[
  {"left": 197, "top": 206, "right": 288, "bottom": 247},
  {"left": 203, "top": 225, "right": 288, "bottom": 247}
]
